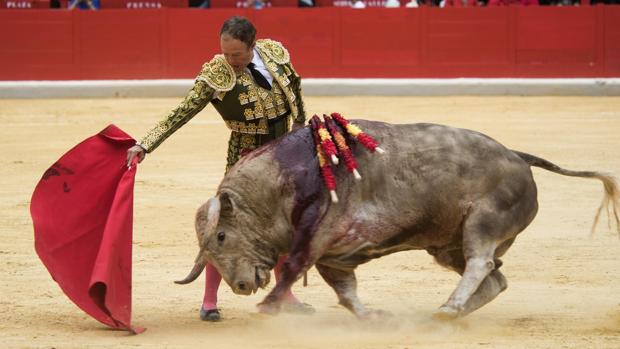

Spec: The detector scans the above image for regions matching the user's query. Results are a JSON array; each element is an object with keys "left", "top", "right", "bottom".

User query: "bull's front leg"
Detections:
[
  {"left": 257, "top": 250, "right": 314, "bottom": 315},
  {"left": 315, "top": 264, "right": 364, "bottom": 316},
  {"left": 315, "top": 264, "right": 387, "bottom": 319},
  {"left": 257, "top": 198, "right": 323, "bottom": 315}
]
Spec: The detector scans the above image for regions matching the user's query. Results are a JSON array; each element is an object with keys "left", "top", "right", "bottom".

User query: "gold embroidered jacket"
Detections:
[{"left": 138, "top": 39, "right": 306, "bottom": 153}]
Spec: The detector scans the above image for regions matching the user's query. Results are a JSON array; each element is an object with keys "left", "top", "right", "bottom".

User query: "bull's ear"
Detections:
[{"left": 220, "top": 191, "right": 234, "bottom": 213}]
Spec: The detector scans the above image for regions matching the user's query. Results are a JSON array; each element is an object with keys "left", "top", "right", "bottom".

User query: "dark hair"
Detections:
[{"left": 220, "top": 16, "right": 257, "bottom": 48}]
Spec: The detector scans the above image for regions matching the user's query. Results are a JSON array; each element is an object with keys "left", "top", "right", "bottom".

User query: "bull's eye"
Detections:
[{"left": 217, "top": 231, "right": 225, "bottom": 242}]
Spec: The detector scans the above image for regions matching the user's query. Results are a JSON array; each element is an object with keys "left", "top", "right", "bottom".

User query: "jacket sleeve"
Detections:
[
  {"left": 138, "top": 79, "right": 214, "bottom": 153},
  {"left": 289, "top": 61, "right": 307, "bottom": 125}
]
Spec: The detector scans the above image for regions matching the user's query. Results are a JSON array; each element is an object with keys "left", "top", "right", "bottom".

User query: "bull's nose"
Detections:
[{"left": 233, "top": 281, "right": 253, "bottom": 295}]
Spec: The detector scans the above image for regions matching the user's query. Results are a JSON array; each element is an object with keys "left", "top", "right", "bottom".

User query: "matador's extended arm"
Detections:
[{"left": 138, "top": 80, "right": 215, "bottom": 153}]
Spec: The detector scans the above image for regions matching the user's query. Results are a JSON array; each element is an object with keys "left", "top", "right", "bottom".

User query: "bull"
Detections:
[{"left": 176, "top": 120, "right": 619, "bottom": 319}]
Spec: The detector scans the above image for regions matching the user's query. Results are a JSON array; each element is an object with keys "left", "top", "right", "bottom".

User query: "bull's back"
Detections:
[
  {"left": 230, "top": 119, "right": 536, "bottom": 258},
  {"left": 323, "top": 120, "right": 535, "bottom": 253},
  {"left": 347, "top": 120, "right": 529, "bottom": 201}
]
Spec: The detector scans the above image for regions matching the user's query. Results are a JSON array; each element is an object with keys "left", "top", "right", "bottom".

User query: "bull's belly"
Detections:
[
  {"left": 319, "top": 227, "right": 461, "bottom": 270},
  {"left": 320, "top": 244, "right": 419, "bottom": 270}
]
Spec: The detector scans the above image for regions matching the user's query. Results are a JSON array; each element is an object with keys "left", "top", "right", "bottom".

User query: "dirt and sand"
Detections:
[{"left": 2, "top": 96, "right": 620, "bottom": 349}]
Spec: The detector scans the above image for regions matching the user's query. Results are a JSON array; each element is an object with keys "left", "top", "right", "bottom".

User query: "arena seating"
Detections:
[
  {"left": 209, "top": 0, "right": 314, "bottom": 7},
  {"left": 207, "top": 0, "right": 237, "bottom": 7},
  {"left": 0, "top": 0, "right": 359, "bottom": 8},
  {"left": 1, "top": 6, "right": 617, "bottom": 79},
  {"left": 269, "top": 0, "right": 300, "bottom": 6},
  {"left": 56, "top": 0, "right": 187, "bottom": 7},
  {"left": 102, "top": 0, "right": 187, "bottom": 8},
  {"left": 0, "top": 0, "right": 49, "bottom": 8},
  {"left": 0, "top": 0, "right": 607, "bottom": 7},
  {"left": 328, "top": 0, "right": 410, "bottom": 6},
  {"left": 0, "top": 0, "right": 463, "bottom": 8}
]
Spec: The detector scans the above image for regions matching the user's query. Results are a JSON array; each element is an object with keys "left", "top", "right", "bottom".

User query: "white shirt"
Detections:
[{"left": 247, "top": 48, "right": 273, "bottom": 87}]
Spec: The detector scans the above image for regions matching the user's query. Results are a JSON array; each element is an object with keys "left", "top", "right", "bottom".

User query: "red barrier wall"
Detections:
[{"left": 1, "top": 7, "right": 619, "bottom": 80}]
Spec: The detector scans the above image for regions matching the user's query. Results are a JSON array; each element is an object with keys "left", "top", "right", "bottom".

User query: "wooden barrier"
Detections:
[{"left": 0, "top": 6, "right": 618, "bottom": 80}]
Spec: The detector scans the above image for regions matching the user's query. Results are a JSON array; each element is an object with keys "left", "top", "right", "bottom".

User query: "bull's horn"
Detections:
[
  {"left": 174, "top": 260, "right": 206, "bottom": 285},
  {"left": 196, "top": 196, "right": 221, "bottom": 246}
]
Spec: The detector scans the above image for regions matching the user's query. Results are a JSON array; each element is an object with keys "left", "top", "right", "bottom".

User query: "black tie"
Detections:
[{"left": 247, "top": 62, "right": 271, "bottom": 91}]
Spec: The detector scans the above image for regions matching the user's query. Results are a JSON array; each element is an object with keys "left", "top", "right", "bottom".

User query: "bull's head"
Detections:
[{"left": 175, "top": 192, "right": 279, "bottom": 295}]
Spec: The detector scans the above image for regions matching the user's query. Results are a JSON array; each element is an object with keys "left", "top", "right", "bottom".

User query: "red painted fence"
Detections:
[{"left": 1, "top": 6, "right": 619, "bottom": 80}]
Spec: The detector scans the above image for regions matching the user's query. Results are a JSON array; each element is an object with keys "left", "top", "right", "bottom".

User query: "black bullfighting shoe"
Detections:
[{"left": 200, "top": 307, "right": 221, "bottom": 322}]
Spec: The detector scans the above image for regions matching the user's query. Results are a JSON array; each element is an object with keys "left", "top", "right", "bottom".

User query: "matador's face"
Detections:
[{"left": 220, "top": 35, "right": 255, "bottom": 73}]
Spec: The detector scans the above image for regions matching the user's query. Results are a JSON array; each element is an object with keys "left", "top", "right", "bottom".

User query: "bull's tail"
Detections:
[{"left": 513, "top": 150, "right": 620, "bottom": 236}]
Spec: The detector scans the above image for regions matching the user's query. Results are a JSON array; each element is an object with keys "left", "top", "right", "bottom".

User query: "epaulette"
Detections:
[
  {"left": 196, "top": 55, "right": 236, "bottom": 92},
  {"left": 256, "top": 39, "right": 290, "bottom": 65}
]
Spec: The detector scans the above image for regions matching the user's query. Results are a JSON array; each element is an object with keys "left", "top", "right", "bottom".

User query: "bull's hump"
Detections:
[{"left": 273, "top": 127, "right": 316, "bottom": 171}]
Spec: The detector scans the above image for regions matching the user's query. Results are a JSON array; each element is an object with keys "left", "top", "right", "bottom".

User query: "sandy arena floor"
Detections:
[{"left": 1, "top": 96, "right": 620, "bottom": 349}]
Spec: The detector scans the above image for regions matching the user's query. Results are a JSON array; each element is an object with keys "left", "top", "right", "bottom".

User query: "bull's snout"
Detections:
[
  {"left": 233, "top": 280, "right": 254, "bottom": 295},
  {"left": 237, "top": 281, "right": 248, "bottom": 291},
  {"left": 229, "top": 266, "right": 270, "bottom": 295}
]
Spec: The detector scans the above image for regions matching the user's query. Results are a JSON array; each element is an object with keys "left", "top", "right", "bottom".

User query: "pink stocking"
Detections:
[{"left": 202, "top": 263, "right": 222, "bottom": 310}]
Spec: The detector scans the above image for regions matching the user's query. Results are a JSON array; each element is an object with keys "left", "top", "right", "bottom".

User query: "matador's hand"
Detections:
[{"left": 126, "top": 144, "right": 146, "bottom": 169}]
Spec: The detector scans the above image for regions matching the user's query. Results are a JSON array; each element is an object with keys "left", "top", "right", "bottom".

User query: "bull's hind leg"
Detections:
[
  {"left": 435, "top": 162, "right": 537, "bottom": 320},
  {"left": 435, "top": 244, "right": 498, "bottom": 319},
  {"left": 455, "top": 238, "right": 514, "bottom": 317},
  {"left": 434, "top": 203, "right": 528, "bottom": 320},
  {"left": 432, "top": 244, "right": 509, "bottom": 318},
  {"left": 315, "top": 264, "right": 384, "bottom": 319},
  {"left": 458, "top": 269, "right": 507, "bottom": 317}
]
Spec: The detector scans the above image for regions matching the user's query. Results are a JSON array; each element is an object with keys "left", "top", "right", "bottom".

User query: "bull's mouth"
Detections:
[
  {"left": 254, "top": 266, "right": 270, "bottom": 292},
  {"left": 232, "top": 266, "right": 271, "bottom": 296}
]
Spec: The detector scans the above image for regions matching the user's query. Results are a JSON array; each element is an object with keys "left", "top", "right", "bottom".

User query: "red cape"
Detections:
[{"left": 31, "top": 124, "right": 144, "bottom": 334}]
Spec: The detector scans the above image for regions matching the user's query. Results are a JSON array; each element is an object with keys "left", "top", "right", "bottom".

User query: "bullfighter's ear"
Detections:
[{"left": 220, "top": 191, "right": 234, "bottom": 212}]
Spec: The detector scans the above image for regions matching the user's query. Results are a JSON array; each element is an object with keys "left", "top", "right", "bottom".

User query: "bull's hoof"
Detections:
[
  {"left": 257, "top": 302, "right": 281, "bottom": 315},
  {"left": 281, "top": 302, "right": 315, "bottom": 315},
  {"left": 357, "top": 309, "right": 392, "bottom": 321},
  {"left": 432, "top": 305, "right": 459, "bottom": 321},
  {"left": 200, "top": 308, "right": 221, "bottom": 322}
]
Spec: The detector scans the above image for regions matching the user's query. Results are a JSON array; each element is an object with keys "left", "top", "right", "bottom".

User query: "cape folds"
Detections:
[{"left": 31, "top": 124, "right": 144, "bottom": 334}]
